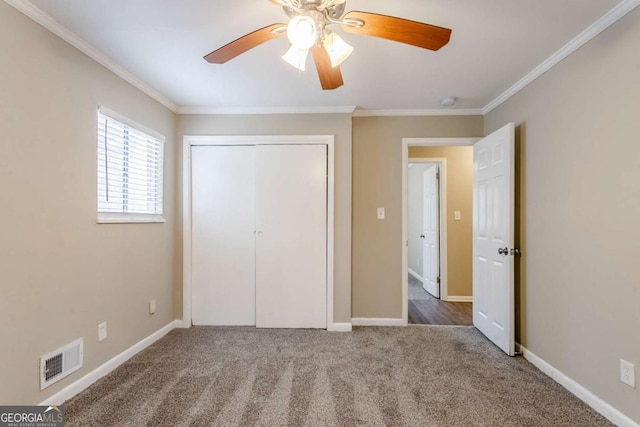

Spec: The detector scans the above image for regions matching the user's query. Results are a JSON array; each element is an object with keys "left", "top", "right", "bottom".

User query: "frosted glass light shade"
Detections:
[
  {"left": 282, "top": 45, "right": 309, "bottom": 71},
  {"left": 287, "top": 16, "right": 317, "bottom": 50},
  {"left": 323, "top": 31, "right": 353, "bottom": 68}
]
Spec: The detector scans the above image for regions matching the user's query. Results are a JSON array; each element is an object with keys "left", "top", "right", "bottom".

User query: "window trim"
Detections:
[
  {"left": 96, "top": 106, "right": 165, "bottom": 224},
  {"left": 97, "top": 213, "right": 166, "bottom": 224}
]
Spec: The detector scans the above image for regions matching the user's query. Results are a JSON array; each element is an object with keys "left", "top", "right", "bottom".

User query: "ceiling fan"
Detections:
[{"left": 204, "top": 0, "right": 452, "bottom": 90}]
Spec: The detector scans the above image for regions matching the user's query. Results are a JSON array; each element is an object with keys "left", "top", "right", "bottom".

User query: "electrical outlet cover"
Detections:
[{"left": 620, "top": 359, "right": 635, "bottom": 388}]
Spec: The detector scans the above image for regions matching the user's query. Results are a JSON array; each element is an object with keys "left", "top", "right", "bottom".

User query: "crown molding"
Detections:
[
  {"left": 7, "top": 0, "right": 638, "bottom": 118},
  {"left": 482, "top": 0, "right": 640, "bottom": 115},
  {"left": 178, "top": 106, "right": 482, "bottom": 116},
  {"left": 176, "top": 106, "right": 357, "bottom": 115},
  {"left": 353, "top": 108, "right": 483, "bottom": 117},
  {"left": 5, "top": 0, "right": 178, "bottom": 113}
]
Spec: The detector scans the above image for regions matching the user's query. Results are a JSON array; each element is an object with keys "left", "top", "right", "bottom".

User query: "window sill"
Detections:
[{"left": 97, "top": 216, "right": 166, "bottom": 224}]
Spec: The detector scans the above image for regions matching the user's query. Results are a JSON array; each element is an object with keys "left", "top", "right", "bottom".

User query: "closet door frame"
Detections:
[{"left": 182, "top": 135, "right": 335, "bottom": 329}]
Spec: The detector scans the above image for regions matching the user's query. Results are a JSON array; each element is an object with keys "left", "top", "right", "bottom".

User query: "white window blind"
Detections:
[{"left": 97, "top": 109, "right": 164, "bottom": 222}]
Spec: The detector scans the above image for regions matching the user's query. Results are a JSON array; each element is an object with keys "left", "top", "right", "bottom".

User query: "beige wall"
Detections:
[
  {"left": 485, "top": 7, "right": 640, "bottom": 423},
  {"left": 409, "top": 146, "right": 473, "bottom": 297},
  {"left": 176, "top": 114, "right": 352, "bottom": 323},
  {"left": 352, "top": 116, "right": 483, "bottom": 318},
  {"left": 0, "top": 3, "right": 177, "bottom": 404},
  {"left": 407, "top": 164, "right": 433, "bottom": 275}
]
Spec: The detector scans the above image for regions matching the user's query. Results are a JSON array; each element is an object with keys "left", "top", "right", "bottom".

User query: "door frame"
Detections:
[
  {"left": 182, "top": 135, "right": 335, "bottom": 330},
  {"left": 401, "top": 138, "right": 480, "bottom": 324}
]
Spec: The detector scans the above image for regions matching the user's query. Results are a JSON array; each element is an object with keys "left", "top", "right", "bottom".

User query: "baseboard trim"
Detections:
[
  {"left": 517, "top": 343, "right": 639, "bottom": 427},
  {"left": 351, "top": 318, "right": 407, "bottom": 327},
  {"left": 445, "top": 296, "right": 473, "bottom": 303},
  {"left": 327, "top": 322, "right": 353, "bottom": 332},
  {"left": 407, "top": 268, "right": 425, "bottom": 283},
  {"left": 38, "top": 319, "right": 181, "bottom": 406}
]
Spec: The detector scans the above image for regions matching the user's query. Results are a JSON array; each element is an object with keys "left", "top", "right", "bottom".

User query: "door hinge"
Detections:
[
  {"left": 436, "top": 172, "right": 440, "bottom": 180},
  {"left": 437, "top": 277, "right": 441, "bottom": 284}
]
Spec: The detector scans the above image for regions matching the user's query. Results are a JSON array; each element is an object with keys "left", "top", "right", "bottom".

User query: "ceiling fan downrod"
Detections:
[{"left": 277, "top": 0, "right": 361, "bottom": 29}]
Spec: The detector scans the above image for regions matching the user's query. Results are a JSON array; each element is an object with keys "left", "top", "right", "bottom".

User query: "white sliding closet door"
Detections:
[
  {"left": 191, "top": 146, "right": 256, "bottom": 326},
  {"left": 255, "top": 145, "right": 327, "bottom": 329}
]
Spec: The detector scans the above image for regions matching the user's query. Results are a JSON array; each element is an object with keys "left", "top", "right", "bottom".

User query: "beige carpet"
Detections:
[{"left": 64, "top": 326, "right": 611, "bottom": 426}]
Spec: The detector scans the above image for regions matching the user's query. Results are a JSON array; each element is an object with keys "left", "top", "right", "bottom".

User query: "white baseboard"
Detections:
[
  {"left": 408, "top": 268, "right": 425, "bottom": 282},
  {"left": 351, "top": 318, "right": 407, "bottom": 327},
  {"left": 517, "top": 343, "right": 639, "bottom": 427},
  {"left": 327, "top": 322, "right": 353, "bottom": 332},
  {"left": 39, "top": 319, "right": 182, "bottom": 406},
  {"left": 445, "top": 296, "right": 473, "bottom": 303}
]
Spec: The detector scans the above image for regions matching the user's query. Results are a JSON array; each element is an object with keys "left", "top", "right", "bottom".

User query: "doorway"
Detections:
[{"left": 402, "top": 139, "right": 478, "bottom": 325}]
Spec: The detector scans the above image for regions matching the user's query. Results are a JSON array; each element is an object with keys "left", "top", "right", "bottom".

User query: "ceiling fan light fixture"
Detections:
[
  {"left": 323, "top": 31, "right": 353, "bottom": 68},
  {"left": 204, "top": 1, "right": 453, "bottom": 91},
  {"left": 286, "top": 16, "right": 318, "bottom": 50},
  {"left": 282, "top": 45, "right": 309, "bottom": 71}
]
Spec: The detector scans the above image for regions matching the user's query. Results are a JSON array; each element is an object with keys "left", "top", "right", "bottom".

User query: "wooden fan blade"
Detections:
[
  {"left": 204, "top": 24, "right": 287, "bottom": 64},
  {"left": 311, "top": 45, "right": 344, "bottom": 90},
  {"left": 342, "top": 11, "right": 451, "bottom": 51}
]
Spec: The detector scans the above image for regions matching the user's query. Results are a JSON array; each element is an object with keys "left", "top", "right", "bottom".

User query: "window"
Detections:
[{"left": 97, "top": 107, "right": 164, "bottom": 223}]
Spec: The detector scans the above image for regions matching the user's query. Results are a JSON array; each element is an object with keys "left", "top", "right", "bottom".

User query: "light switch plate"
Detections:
[
  {"left": 98, "top": 322, "right": 107, "bottom": 342},
  {"left": 377, "top": 208, "right": 385, "bottom": 220},
  {"left": 454, "top": 211, "right": 461, "bottom": 221}
]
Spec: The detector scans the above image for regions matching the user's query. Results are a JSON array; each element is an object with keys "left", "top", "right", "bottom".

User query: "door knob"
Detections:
[
  {"left": 498, "top": 247, "right": 508, "bottom": 255},
  {"left": 420, "top": 234, "right": 425, "bottom": 239},
  {"left": 510, "top": 248, "right": 520, "bottom": 256}
]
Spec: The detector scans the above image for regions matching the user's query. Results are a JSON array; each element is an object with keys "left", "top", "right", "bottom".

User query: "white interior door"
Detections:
[
  {"left": 473, "top": 123, "right": 516, "bottom": 356},
  {"left": 422, "top": 165, "right": 440, "bottom": 298},
  {"left": 191, "top": 146, "right": 256, "bottom": 326},
  {"left": 255, "top": 144, "right": 327, "bottom": 329}
]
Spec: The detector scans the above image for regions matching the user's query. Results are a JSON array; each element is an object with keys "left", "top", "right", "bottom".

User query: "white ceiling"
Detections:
[{"left": 26, "top": 0, "right": 622, "bottom": 111}]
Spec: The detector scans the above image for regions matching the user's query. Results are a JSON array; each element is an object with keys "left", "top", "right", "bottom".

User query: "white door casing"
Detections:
[
  {"left": 422, "top": 165, "right": 440, "bottom": 298},
  {"left": 255, "top": 144, "right": 328, "bottom": 329},
  {"left": 402, "top": 139, "right": 479, "bottom": 323},
  {"left": 472, "top": 123, "right": 516, "bottom": 356},
  {"left": 191, "top": 146, "right": 256, "bottom": 326}
]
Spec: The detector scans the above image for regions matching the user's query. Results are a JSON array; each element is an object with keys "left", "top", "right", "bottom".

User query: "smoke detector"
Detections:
[{"left": 440, "top": 97, "right": 457, "bottom": 108}]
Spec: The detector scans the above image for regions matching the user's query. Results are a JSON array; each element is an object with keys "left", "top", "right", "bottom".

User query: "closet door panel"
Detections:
[
  {"left": 191, "top": 146, "right": 256, "bottom": 325},
  {"left": 255, "top": 144, "right": 327, "bottom": 328}
]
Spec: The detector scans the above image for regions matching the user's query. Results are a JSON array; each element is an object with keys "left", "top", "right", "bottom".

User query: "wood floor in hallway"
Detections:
[{"left": 408, "top": 274, "right": 472, "bottom": 325}]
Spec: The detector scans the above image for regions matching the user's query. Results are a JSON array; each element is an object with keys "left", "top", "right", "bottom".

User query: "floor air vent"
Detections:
[{"left": 40, "top": 338, "right": 83, "bottom": 390}]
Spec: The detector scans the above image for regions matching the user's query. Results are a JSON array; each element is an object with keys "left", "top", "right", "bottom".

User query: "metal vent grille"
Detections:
[
  {"left": 40, "top": 338, "right": 83, "bottom": 390},
  {"left": 45, "top": 353, "right": 63, "bottom": 381}
]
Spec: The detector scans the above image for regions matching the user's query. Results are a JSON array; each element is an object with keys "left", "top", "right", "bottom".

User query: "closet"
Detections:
[{"left": 190, "top": 143, "right": 327, "bottom": 329}]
